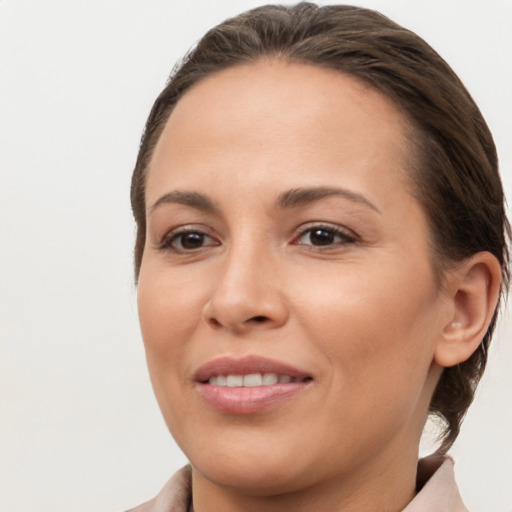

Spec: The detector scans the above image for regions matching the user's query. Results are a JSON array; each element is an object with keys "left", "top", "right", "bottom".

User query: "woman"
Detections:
[{"left": 127, "top": 3, "right": 509, "bottom": 511}]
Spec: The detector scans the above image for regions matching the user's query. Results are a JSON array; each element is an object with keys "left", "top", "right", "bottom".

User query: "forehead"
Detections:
[{"left": 147, "top": 60, "right": 414, "bottom": 204}]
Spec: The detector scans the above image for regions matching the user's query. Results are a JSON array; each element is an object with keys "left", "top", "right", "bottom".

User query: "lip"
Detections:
[
  {"left": 194, "top": 355, "right": 313, "bottom": 414},
  {"left": 194, "top": 355, "right": 311, "bottom": 382}
]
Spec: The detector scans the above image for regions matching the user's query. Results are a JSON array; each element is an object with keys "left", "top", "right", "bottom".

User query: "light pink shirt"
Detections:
[
  {"left": 126, "top": 458, "right": 468, "bottom": 512},
  {"left": 404, "top": 457, "right": 468, "bottom": 512}
]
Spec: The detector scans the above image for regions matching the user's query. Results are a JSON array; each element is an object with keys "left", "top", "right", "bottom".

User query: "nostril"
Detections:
[
  {"left": 208, "top": 318, "right": 222, "bottom": 328},
  {"left": 251, "top": 316, "right": 268, "bottom": 323}
]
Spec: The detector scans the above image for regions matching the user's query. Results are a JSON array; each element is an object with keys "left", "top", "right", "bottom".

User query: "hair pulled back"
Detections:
[{"left": 131, "top": 2, "right": 510, "bottom": 453}]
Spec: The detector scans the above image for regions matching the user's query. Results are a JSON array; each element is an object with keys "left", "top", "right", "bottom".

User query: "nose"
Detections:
[{"left": 202, "top": 244, "right": 288, "bottom": 333}]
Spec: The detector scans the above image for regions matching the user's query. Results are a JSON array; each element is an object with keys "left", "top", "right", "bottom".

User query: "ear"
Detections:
[{"left": 434, "top": 252, "right": 502, "bottom": 368}]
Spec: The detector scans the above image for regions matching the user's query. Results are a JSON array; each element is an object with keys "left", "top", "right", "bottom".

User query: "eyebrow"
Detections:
[
  {"left": 150, "top": 186, "right": 380, "bottom": 215},
  {"left": 150, "top": 190, "right": 219, "bottom": 213},
  {"left": 277, "top": 187, "right": 380, "bottom": 213}
]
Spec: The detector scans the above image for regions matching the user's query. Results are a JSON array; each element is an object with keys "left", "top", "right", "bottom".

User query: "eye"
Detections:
[
  {"left": 294, "top": 224, "right": 356, "bottom": 248},
  {"left": 160, "top": 229, "right": 219, "bottom": 253}
]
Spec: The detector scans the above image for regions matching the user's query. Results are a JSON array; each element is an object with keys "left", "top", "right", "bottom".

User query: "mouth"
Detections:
[
  {"left": 207, "top": 373, "right": 309, "bottom": 387},
  {"left": 194, "top": 355, "right": 313, "bottom": 414}
]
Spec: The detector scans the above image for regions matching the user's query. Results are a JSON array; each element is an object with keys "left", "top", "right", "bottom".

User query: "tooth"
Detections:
[
  {"left": 262, "top": 373, "right": 278, "bottom": 385},
  {"left": 227, "top": 375, "right": 243, "bottom": 387},
  {"left": 243, "top": 373, "right": 263, "bottom": 387},
  {"left": 209, "top": 376, "right": 218, "bottom": 385},
  {"left": 278, "top": 375, "right": 292, "bottom": 383},
  {"left": 217, "top": 375, "right": 227, "bottom": 386}
]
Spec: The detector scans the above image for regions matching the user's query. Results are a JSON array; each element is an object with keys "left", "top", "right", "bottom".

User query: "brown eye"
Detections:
[
  {"left": 178, "top": 232, "right": 207, "bottom": 249},
  {"left": 307, "top": 228, "right": 336, "bottom": 246},
  {"left": 162, "top": 230, "right": 219, "bottom": 253},
  {"left": 296, "top": 225, "right": 356, "bottom": 247}
]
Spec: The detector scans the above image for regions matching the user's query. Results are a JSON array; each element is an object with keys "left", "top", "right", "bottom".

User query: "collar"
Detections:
[{"left": 403, "top": 456, "right": 468, "bottom": 512}]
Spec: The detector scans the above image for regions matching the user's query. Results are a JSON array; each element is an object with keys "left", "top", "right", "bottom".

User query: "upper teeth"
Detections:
[{"left": 208, "top": 373, "right": 295, "bottom": 387}]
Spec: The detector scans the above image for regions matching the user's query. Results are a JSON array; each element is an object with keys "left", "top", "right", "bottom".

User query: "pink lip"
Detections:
[
  {"left": 194, "top": 355, "right": 310, "bottom": 382},
  {"left": 194, "top": 355, "right": 312, "bottom": 415}
]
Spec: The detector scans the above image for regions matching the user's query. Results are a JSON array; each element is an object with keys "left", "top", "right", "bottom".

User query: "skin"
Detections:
[{"left": 137, "top": 61, "right": 499, "bottom": 512}]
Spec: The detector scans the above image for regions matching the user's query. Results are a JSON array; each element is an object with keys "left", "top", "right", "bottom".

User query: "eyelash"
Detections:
[
  {"left": 292, "top": 223, "right": 357, "bottom": 249},
  {"left": 158, "top": 227, "right": 219, "bottom": 254},
  {"left": 158, "top": 223, "right": 357, "bottom": 254}
]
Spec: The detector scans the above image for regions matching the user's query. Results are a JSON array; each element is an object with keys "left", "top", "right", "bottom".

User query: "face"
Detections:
[{"left": 138, "top": 61, "right": 450, "bottom": 496}]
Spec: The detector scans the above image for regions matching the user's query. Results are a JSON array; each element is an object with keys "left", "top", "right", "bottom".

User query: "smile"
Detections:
[
  {"left": 208, "top": 373, "right": 308, "bottom": 387},
  {"left": 195, "top": 356, "right": 313, "bottom": 414}
]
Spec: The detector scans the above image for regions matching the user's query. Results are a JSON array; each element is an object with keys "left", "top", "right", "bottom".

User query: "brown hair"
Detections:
[{"left": 131, "top": 2, "right": 510, "bottom": 453}]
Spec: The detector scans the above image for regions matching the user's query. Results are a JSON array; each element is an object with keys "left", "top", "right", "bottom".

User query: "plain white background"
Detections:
[{"left": 0, "top": 1, "right": 511, "bottom": 511}]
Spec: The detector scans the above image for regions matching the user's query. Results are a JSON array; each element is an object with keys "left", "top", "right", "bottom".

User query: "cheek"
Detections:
[
  {"left": 137, "top": 264, "right": 208, "bottom": 371},
  {"left": 291, "top": 258, "right": 441, "bottom": 386},
  {"left": 136, "top": 266, "right": 206, "bottom": 431},
  {"left": 293, "top": 265, "right": 441, "bottom": 454}
]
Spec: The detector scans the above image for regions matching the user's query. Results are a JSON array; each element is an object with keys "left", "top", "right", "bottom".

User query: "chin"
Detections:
[
  {"left": 180, "top": 428, "right": 318, "bottom": 495},
  {"left": 192, "top": 455, "right": 314, "bottom": 496}
]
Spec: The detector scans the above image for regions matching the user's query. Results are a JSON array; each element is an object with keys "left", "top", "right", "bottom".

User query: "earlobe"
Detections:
[{"left": 434, "top": 252, "right": 502, "bottom": 368}]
